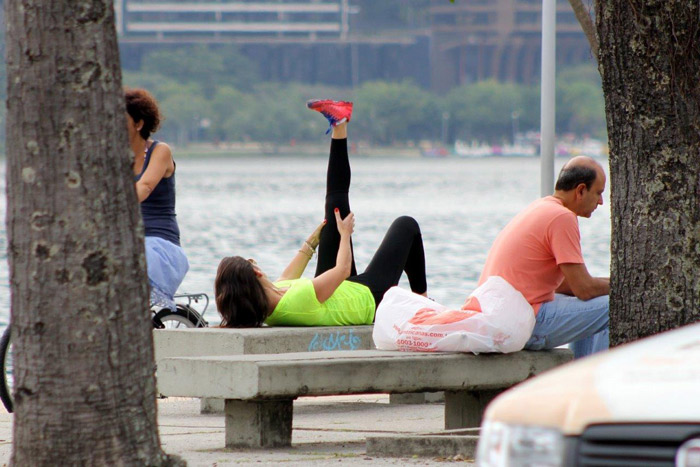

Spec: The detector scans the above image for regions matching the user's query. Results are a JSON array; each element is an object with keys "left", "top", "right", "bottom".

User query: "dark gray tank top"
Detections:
[{"left": 135, "top": 141, "right": 181, "bottom": 246}]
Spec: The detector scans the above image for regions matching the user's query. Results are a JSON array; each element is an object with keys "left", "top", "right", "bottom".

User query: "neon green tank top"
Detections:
[{"left": 265, "top": 278, "right": 375, "bottom": 326}]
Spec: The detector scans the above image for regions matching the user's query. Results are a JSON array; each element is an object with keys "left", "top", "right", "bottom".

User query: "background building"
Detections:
[
  {"left": 429, "top": 0, "right": 593, "bottom": 90},
  {"left": 116, "top": 0, "right": 593, "bottom": 91}
]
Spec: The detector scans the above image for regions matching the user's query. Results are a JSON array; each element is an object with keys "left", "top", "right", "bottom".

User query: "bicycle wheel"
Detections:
[
  {"left": 0, "top": 327, "right": 13, "bottom": 413},
  {"left": 175, "top": 304, "right": 207, "bottom": 327},
  {"left": 153, "top": 306, "right": 200, "bottom": 329}
]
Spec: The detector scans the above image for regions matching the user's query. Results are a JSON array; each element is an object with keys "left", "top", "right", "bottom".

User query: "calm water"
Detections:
[{"left": 0, "top": 155, "right": 611, "bottom": 327}]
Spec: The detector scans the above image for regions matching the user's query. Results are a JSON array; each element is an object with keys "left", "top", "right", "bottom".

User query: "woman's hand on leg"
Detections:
[
  {"left": 335, "top": 209, "right": 354, "bottom": 237},
  {"left": 311, "top": 210, "right": 354, "bottom": 303}
]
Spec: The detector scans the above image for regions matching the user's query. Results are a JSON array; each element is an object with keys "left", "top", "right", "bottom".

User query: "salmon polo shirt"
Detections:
[{"left": 465, "top": 196, "right": 585, "bottom": 315}]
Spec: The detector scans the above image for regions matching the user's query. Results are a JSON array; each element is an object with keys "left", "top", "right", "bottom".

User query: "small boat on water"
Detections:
[
  {"left": 494, "top": 143, "right": 537, "bottom": 157},
  {"left": 454, "top": 135, "right": 607, "bottom": 159},
  {"left": 421, "top": 147, "right": 449, "bottom": 158},
  {"left": 454, "top": 140, "right": 493, "bottom": 158},
  {"left": 455, "top": 139, "right": 538, "bottom": 158},
  {"left": 556, "top": 138, "right": 608, "bottom": 158}
]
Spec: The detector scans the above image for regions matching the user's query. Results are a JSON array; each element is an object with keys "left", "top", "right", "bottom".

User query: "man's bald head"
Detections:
[{"left": 555, "top": 156, "right": 604, "bottom": 192}]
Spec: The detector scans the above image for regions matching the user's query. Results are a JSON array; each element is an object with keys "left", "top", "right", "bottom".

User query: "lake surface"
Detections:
[{"left": 0, "top": 154, "right": 611, "bottom": 327}]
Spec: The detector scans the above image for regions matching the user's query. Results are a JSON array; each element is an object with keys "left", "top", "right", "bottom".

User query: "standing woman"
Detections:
[{"left": 126, "top": 88, "right": 189, "bottom": 310}]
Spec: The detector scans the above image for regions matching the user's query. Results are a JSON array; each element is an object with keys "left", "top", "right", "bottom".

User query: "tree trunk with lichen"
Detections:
[
  {"left": 5, "top": 1, "right": 182, "bottom": 465},
  {"left": 596, "top": 0, "right": 700, "bottom": 345}
]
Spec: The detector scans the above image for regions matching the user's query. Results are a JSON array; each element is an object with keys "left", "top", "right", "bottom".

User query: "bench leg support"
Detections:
[
  {"left": 201, "top": 397, "right": 225, "bottom": 414},
  {"left": 224, "top": 399, "right": 294, "bottom": 448},
  {"left": 444, "top": 390, "right": 501, "bottom": 429}
]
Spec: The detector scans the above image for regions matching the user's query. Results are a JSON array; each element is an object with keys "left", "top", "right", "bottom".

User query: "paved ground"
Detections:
[{"left": 0, "top": 395, "right": 476, "bottom": 466}]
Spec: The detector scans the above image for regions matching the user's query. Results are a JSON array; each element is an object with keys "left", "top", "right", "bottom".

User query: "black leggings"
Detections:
[{"left": 314, "top": 138, "right": 427, "bottom": 307}]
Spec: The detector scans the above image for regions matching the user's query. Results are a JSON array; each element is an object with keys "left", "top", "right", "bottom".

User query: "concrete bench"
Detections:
[
  {"left": 154, "top": 326, "right": 374, "bottom": 412},
  {"left": 154, "top": 326, "right": 373, "bottom": 360},
  {"left": 157, "top": 348, "right": 572, "bottom": 448}
]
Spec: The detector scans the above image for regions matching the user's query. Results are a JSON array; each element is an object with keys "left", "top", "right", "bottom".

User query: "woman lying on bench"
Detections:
[{"left": 215, "top": 100, "right": 428, "bottom": 327}]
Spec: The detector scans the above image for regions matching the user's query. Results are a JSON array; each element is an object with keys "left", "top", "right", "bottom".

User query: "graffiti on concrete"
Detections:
[{"left": 308, "top": 329, "right": 362, "bottom": 351}]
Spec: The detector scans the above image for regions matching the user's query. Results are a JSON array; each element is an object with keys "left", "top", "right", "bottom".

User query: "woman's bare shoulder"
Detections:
[{"left": 151, "top": 141, "right": 173, "bottom": 158}]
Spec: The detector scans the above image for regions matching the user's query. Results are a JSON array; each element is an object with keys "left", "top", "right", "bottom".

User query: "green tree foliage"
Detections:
[
  {"left": 122, "top": 70, "right": 179, "bottom": 98},
  {"left": 122, "top": 72, "right": 210, "bottom": 145},
  {"left": 142, "top": 45, "right": 259, "bottom": 97},
  {"left": 208, "top": 86, "right": 249, "bottom": 142},
  {"left": 229, "top": 83, "right": 319, "bottom": 142},
  {"left": 159, "top": 83, "right": 212, "bottom": 146},
  {"left": 557, "top": 65, "right": 606, "bottom": 137},
  {"left": 119, "top": 45, "right": 605, "bottom": 147},
  {"left": 447, "top": 80, "right": 536, "bottom": 143},
  {"left": 355, "top": 81, "right": 441, "bottom": 144}
]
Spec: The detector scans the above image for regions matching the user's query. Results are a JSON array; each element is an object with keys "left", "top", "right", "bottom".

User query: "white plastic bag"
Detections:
[{"left": 372, "top": 276, "right": 535, "bottom": 354}]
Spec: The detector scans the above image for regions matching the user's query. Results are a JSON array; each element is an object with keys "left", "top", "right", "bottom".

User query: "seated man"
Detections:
[{"left": 465, "top": 156, "right": 609, "bottom": 358}]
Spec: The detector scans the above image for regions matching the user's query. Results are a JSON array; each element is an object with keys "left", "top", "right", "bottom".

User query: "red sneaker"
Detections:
[{"left": 307, "top": 99, "right": 353, "bottom": 134}]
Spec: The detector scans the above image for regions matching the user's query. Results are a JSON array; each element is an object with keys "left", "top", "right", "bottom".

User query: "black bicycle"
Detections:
[{"left": 0, "top": 292, "right": 209, "bottom": 413}]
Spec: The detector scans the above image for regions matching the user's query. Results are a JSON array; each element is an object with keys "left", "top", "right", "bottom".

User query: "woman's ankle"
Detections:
[{"left": 331, "top": 121, "right": 348, "bottom": 139}]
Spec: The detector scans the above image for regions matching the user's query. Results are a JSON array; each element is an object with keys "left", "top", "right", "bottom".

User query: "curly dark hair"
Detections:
[
  {"left": 125, "top": 88, "right": 162, "bottom": 140},
  {"left": 215, "top": 256, "right": 270, "bottom": 328}
]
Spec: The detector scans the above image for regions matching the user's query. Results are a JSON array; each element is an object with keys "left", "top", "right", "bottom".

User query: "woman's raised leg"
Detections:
[
  {"left": 349, "top": 216, "right": 427, "bottom": 306},
  {"left": 306, "top": 100, "right": 357, "bottom": 277}
]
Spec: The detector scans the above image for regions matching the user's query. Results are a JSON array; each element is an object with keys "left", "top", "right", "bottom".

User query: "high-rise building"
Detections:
[
  {"left": 114, "top": 0, "right": 352, "bottom": 41},
  {"left": 429, "top": 0, "right": 592, "bottom": 89},
  {"left": 115, "top": 0, "right": 593, "bottom": 90}
]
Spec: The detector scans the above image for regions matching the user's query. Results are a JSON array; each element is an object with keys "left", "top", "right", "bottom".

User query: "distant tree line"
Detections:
[
  {"left": 0, "top": 41, "right": 605, "bottom": 151},
  {"left": 123, "top": 45, "right": 605, "bottom": 146}
]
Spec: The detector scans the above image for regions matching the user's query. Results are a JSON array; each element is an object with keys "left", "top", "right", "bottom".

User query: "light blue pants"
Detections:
[
  {"left": 524, "top": 294, "right": 609, "bottom": 359},
  {"left": 145, "top": 236, "right": 189, "bottom": 310}
]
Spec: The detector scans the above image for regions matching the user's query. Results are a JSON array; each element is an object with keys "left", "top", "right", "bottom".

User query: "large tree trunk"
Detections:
[
  {"left": 5, "top": 1, "right": 181, "bottom": 464},
  {"left": 596, "top": 1, "right": 700, "bottom": 345}
]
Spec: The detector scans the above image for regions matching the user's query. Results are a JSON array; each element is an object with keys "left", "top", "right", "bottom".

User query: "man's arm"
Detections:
[
  {"left": 555, "top": 277, "right": 574, "bottom": 295},
  {"left": 558, "top": 263, "right": 610, "bottom": 300}
]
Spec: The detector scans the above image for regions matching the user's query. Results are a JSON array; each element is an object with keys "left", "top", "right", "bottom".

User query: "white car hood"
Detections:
[{"left": 485, "top": 322, "right": 700, "bottom": 435}]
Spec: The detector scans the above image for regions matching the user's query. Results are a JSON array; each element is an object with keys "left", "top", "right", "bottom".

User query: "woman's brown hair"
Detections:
[
  {"left": 214, "top": 256, "right": 270, "bottom": 327},
  {"left": 125, "top": 88, "right": 162, "bottom": 140}
]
